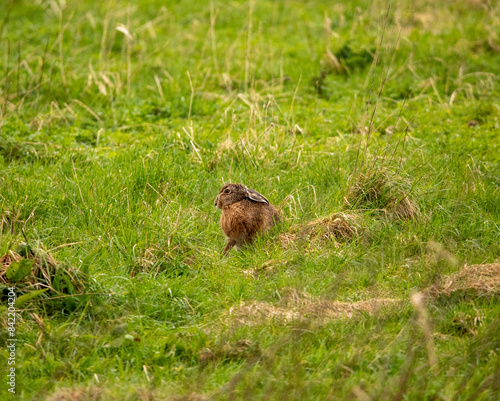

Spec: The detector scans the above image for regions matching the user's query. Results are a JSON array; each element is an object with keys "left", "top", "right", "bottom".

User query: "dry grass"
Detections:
[
  {"left": 386, "top": 194, "right": 420, "bottom": 221},
  {"left": 280, "top": 212, "right": 364, "bottom": 251},
  {"left": 228, "top": 290, "right": 400, "bottom": 326},
  {"left": 424, "top": 263, "right": 500, "bottom": 299},
  {"left": 233, "top": 261, "right": 500, "bottom": 327},
  {"left": 279, "top": 232, "right": 298, "bottom": 249},
  {"left": 229, "top": 301, "right": 299, "bottom": 325},
  {"left": 301, "top": 212, "right": 364, "bottom": 243},
  {"left": 301, "top": 298, "right": 400, "bottom": 321}
]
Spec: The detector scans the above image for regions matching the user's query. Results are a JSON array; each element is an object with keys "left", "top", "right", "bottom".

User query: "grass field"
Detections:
[{"left": 1, "top": 0, "right": 500, "bottom": 399}]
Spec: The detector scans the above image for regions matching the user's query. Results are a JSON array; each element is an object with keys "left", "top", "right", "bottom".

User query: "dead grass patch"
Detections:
[
  {"left": 280, "top": 212, "right": 364, "bottom": 251},
  {"left": 279, "top": 232, "right": 297, "bottom": 249},
  {"left": 424, "top": 263, "right": 500, "bottom": 299},
  {"left": 229, "top": 297, "right": 400, "bottom": 326},
  {"left": 230, "top": 301, "right": 299, "bottom": 325},
  {"left": 301, "top": 212, "right": 363, "bottom": 243},
  {"left": 301, "top": 298, "right": 399, "bottom": 321}
]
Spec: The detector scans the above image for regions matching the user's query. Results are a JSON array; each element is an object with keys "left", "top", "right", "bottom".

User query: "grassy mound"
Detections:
[{"left": 346, "top": 167, "right": 420, "bottom": 220}]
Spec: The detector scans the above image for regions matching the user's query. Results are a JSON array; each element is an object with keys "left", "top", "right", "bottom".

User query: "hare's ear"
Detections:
[{"left": 244, "top": 187, "right": 270, "bottom": 205}]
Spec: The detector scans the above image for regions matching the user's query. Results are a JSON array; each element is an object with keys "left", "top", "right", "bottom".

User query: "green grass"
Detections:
[{"left": 1, "top": 0, "right": 499, "bottom": 399}]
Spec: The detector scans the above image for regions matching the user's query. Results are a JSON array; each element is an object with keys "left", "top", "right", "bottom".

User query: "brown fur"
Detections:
[{"left": 214, "top": 183, "right": 280, "bottom": 254}]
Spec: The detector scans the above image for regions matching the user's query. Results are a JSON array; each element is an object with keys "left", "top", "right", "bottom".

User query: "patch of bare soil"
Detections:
[
  {"left": 229, "top": 289, "right": 400, "bottom": 326},
  {"left": 424, "top": 263, "right": 500, "bottom": 299}
]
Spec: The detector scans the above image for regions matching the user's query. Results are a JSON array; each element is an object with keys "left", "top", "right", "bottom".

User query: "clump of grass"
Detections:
[
  {"left": 280, "top": 212, "right": 365, "bottom": 251},
  {"left": 345, "top": 167, "right": 420, "bottom": 220},
  {"left": 300, "top": 212, "right": 365, "bottom": 244},
  {"left": 0, "top": 242, "right": 93, "bottom": 311}
]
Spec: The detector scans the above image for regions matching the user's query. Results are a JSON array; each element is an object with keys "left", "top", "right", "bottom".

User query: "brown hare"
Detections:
[{"left": 214, "top": 183, "right": 280, "bottom": 255}]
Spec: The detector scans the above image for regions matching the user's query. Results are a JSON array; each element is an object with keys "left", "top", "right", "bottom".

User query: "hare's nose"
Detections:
[{"left": 214, "top": 197, "right": 218, "bottom": 207}]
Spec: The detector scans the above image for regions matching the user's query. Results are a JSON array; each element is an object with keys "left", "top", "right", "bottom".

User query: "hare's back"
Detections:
[{"left": 262, "top": 204, "right": 280, "bottom": 228}]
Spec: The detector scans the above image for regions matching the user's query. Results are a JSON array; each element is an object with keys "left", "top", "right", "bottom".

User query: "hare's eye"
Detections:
[{"left": 224, "top": 188, "right": 231, "bottom": 194}]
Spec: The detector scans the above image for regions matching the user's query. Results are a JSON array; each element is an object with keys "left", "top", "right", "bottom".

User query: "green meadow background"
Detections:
[{"left": 0, "top": 0, "right": 499, "bottom": 399}]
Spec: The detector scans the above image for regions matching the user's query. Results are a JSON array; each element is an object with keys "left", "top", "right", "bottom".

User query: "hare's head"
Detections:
[{"left": 214, "top": 183, "right": 270, "bottom": 209}]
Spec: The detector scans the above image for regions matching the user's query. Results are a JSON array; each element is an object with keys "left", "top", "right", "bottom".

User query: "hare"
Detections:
[{"left": 214, "top": 183, "right": 280, "bottom": 255}]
